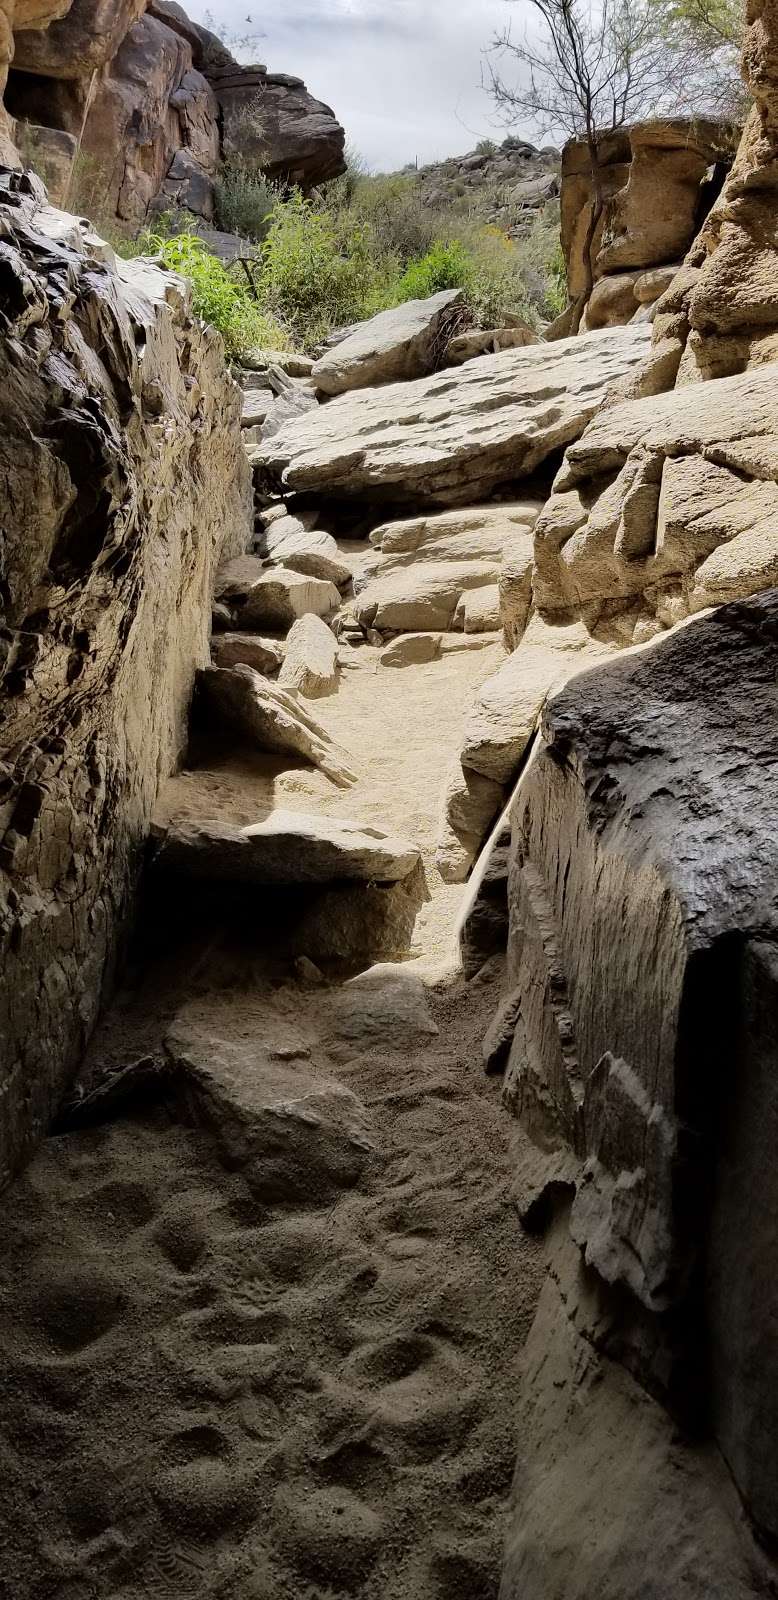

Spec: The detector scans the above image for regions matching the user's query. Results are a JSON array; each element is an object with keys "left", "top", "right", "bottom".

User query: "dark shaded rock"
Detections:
[{"left": 493, "top": 591, "right": 778, "bottom": 1544}]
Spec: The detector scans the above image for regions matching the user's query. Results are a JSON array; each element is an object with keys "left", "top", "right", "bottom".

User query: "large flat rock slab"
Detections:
[
  {"left": 151, "top": 808, "right": 421, "bottom": 885},
  {"left": 260, "top": 324, "right": 652, "bottom": 507}
]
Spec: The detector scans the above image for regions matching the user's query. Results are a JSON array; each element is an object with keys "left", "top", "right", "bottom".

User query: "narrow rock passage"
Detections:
[{"left": 0, "top": 632, "right": 544, "bottom": 1600}]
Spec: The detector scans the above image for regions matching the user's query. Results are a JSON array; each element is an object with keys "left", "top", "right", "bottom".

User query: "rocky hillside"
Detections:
[
  {"left": 409, "top": 135, "right": 561, "bottom": 239},
  {"left": 0, "top": 0, "right": 345, "bottom": 226}
]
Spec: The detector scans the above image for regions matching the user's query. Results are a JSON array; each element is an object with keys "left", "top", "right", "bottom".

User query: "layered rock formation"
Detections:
[
  {"left": 0, "top": 167, "right": 251, "bottom": 1184},
  {"left": 0, "top": 0, "right": 345, "bottom": 221},
  {"left": 560, "top": 118, "right": 736, "bottom": 332}
]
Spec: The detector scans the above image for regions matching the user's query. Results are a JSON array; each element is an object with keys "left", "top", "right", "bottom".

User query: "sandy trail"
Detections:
[{"left": 0, "top": 630, "right": 545, "bottom": 1600}]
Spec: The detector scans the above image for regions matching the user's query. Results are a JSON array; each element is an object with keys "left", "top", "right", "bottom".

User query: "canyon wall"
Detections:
[
  {"left": 0, "top": 167, "right": 251, "bottom": 1185},
  {"left": 0, "top": 0, "right": 345, "bottom": 225}
]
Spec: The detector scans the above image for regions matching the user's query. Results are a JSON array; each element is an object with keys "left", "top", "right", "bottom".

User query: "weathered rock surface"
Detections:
[
  {"left": 260, "top": 324, "right": 653, "bottom": 508},
  {"left": 257, "top": 513, "right": 353, "bottom": 587},
  {"left": 0, "top": 170, "right": 251, "bottom": 1183},
  {"left": 210, "top": 632, "right": 284, "bottom": 676},
  {"left": 561, "top": 119, "right": 735, "bottom": 331},
  {"left": 215, "top": 558, "right": 339, "bottom": 630},
  {"left": 501, "top": 1215, "right": 773, "bottom": 1600},
  {"left": 165, "top": 1011, "right": 373, "bottom": 1201},
  {"left": 324, "top": 963, "right": 439, "bottom": 1051},
  {"left": 278, "top": 613, "right": 339, "bottom": 698},
  {"left": 311, "top": 290, "right": 466, "bottom": 396},
  {"left": 152, "top": 808, "right": 419, "bottom": 885},
  {"left": 534, "top": 361, "right": 778, "bottom": 627},
  {"left": 354, "top": 561, "right": 509, "bottom": 635},
  {"left": 437, "top": 764, "right": 507, "bottom": 886},
  {"left": 493, "top": 594, "right": 778, "bottom": 1537},
  {"left": 195, "top": 665, "right": 357, "bottom": 787},
  {"left": 3, "top": 0, "right": 345, "bottom": 222},
  {"left": 459, "top": 616, "right": 614, "bottom": 784}
]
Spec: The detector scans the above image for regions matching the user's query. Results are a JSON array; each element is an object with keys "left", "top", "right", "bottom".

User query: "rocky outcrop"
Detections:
[
  {"left": 311, "top": 290, "right": 468, "bottom": 397},
  {"left": 560, "top": 118, "right": 736, "bottom": 332},
  {"left": 0, "top": 168, "right": 251, "bottom": 1185},
  {"left": 1, "top": 0, "right": 345, "bottom": 220},
  {"left": 492, "top": 592, "right": 778, "bottom": 1576}
]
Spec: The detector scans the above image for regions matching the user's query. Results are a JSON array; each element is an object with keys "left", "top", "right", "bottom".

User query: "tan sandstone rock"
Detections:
[
  {"left": 151, "top": 808, "right": 419, "bottom": 885},
  {"left": 278, "top": 614, "right": 339, "bottom": 698},
  {"left": 260, "top": 324, "right": 653, "bottom": 508}
]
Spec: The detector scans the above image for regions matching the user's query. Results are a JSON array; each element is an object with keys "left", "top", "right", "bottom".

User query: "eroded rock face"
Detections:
[
  {"left": 493, "top": 592, "right": 778, "bottom": 1545},
  {"left": 624, "top": 2, "right": 778, "bottom": 389},
  {"left": 3, "top": 0, "right": 345, "bottom": 220},
  {"left": 0, "top": 169, "right": 251, "bottom": 1184},
  {"left": 560, "top": 119, "right": 735, "bottom": 331}
]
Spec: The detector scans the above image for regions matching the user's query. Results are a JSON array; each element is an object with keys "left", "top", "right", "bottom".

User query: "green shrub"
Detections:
[
  {"left": 214, "top": 161, "right": 283, "bottom": 242},
  {"left": 395, "top": 240, "right": 473, "bottom": 301},
  {"left": 332, "top": 172, "right": 439, "bottom": 266},
  {"left": 256, "top": 190, "right": 388, "bottom": 347},
  {"left": 133, "top": 233, "right": 290, "bottom": 357}
]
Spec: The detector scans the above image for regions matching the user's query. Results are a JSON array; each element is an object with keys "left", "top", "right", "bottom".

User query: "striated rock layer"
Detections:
[
  {"left": 0, "top": 169, "right": 251, "bottom": 1184},
  {"left": 261, "top": 323, "right": 652, "bottom": 508}
]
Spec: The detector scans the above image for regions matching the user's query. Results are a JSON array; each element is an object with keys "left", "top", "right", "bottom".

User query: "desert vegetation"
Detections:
[{"left": 118, "top": 151, "right": 565, "bottom": 360}]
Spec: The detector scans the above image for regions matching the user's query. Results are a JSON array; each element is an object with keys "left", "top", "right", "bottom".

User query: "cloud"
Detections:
[{"left": 188, "top": 0, "right": 532, "bottom": 169}]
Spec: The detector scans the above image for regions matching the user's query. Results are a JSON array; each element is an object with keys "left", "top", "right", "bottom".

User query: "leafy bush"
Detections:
[
  {"left": 130, "top": 233, "right": 289, "bottom": 357},
  {"left": 395, "top": 239, "right": 472, "bottom": 301},
  {"left": 331, "top": 173, "right": 439, "bottom": 266},
  {"left": 256, "top": 191, "right": 388, "bottom": 347},
  {"left": 214, "top": 161, "right": 282, "bottom": 242}
]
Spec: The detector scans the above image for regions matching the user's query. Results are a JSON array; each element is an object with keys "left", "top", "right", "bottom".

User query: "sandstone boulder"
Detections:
[
  {"left": 455, "top": 584, "right": 501, "bottom": 634},
  {"left": 195, "top": 665, "right": 357, "bottom": 786},
  {"left": 278, "top": 613, "right": 339, "bottom": 698},
  {"left": 257, "top": 512, "right": 353, "bottom": 587},
  {"left": 210, "top": 633, "right": 284, "bottom": 676},
  {"left": 151, "top": 807, "right": 419, "bottom": 885},
  {"left": 355, "top": 559, "right": 511, "bottom": 634},
  {"left": 459, "top": 616, "right": 614, "bottom": 785},
  {"left": 311, "top": 290, "right": 465, "bottom": 396},
  {"left": 215, "top": 558, "right": 340, "bottom": 630},
  {"left": 260, "top": 324, "right": 653, "bottom": 508}
]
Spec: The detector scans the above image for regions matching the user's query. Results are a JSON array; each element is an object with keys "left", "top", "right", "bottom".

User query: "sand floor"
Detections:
[{"left": 0, "top": 632, "right": 546, "bottom": 1600}]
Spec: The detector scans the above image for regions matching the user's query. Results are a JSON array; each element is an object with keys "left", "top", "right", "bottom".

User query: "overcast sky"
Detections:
[{"left": 186, "top": 0, "right": 531, "bottom": 171}]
